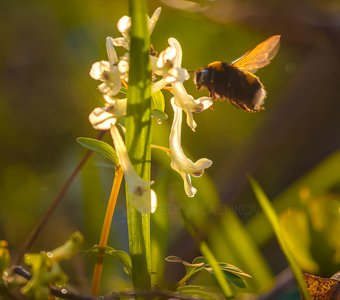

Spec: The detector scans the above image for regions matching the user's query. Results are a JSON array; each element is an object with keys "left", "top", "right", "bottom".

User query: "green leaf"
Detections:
[
  {"left": 203, "top": 262, "right": 250, "bottom": 288},
  {"left": 105, "top": 246, "right": 133, "bottom": 276},
  {"left": 22, "top": 254, "right": 68, "bottom": 300},
  {"left": 120, "top": 86, "right": 128, "bottom": 94},
  {"left": 89, "top": 245, "right": 132, "bottom": 276},
  {"left": 248, "top": 176, "right": 311, "bottom": 300},
  {"left": 151, "top": 90, "right": 167, "bottom": 123},
  {"left": 21, "top": 233, "right": 82, "bottom": 300},
  {"left": 165, "top": 255, "right": 185, "bottom": 263},
  {"left": 199, "top": 242, "right": 234, "bottom": 298},
  {"left": 151, "top": 109, "right": 168, "bottom": 123},
  {"left": 166, "top": 254, "right": 249, "bottom": 292},
  {"left": 50, "top": 231, "right": 83, "bottom": 262},
  {"left": 223, "top": 272, "right": 246, "bottom": 288},
  {"left": 76, "top": 137, "right": 119, "bottom": 165},
  {"left": 217, "top": 262, "right": 251, "bottom": 278},
  {"left": 165, "top": 255, "right": 205, "bottom": 287},
  {"left": 192, "top": 256, "right": 208, "bottom": 265},
  {"left": 209, "top": 209, "right": 272, "bottom": 291},
  {"left": 180, "top": 211, "right": 235, "bottom": 296},
  {"left": 151, "top": 90, "right": 165, "bottom": 111},
  {"left": 166, "top": 255, "right": 204, "bottom": 267}
]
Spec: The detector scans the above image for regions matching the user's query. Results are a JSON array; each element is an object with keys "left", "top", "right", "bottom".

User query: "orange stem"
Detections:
[{"left": 91, "top": 165, "right": 124, "bottom": 296}]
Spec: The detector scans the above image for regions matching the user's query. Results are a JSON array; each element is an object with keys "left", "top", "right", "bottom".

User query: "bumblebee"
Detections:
[{"left": 194, "top": 35, "right": 280, "bottom": 112}]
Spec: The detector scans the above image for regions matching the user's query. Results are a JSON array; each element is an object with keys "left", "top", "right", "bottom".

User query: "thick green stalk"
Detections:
[{"left": 126, "top": 0, "right": 152, "bottom": 294}]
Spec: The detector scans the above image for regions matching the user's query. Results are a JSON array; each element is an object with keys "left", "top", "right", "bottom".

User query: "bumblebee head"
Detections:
[{"left": 194, "top": 68, "right": 211, "bottom": 90}]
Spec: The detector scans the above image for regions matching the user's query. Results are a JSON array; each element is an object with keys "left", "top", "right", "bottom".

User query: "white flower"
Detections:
[
  {"left": 152, "top": 38, "right": 212, "bottom": 131},
  {"left": 147, "top": 7, "right": 162, "bottom": 35},
  {"left": 112, "top": 7, "right": 162, "bottom": 50},
  {"left": 112, "top": 16, "right": 130, "bottom": 50},
  {"left": 89, "top": 98, "right": 127, "bottom": 130},
  {"left": 172, "top": 82, "right": 212, "bottom": 131},
  {"left": 89, "top": 106, "right": 116, "bottom": 130},
  {"left": 169, "top": 98, "right": 213, "bottom": 197},
  {"left": 90, "top": 38, "right": 121, "bottom": 96},
  {"left": 110, "top": 126, "right": 157, "bottom": 213},
  {"left": 152, "top": 38, "right": 189, "bottom": 93},
  {"left": 106, "top": 36, "right": 118, "bottom": 66},
  {"left": 118, "top": 53, "right": 129, "bottom": 83}
]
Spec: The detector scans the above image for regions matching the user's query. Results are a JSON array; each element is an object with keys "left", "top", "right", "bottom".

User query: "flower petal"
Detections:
[
  {"left": 191, "top": 158, "right": 213, "bottom": 177},
  {"left": 110, "top": 126, "right": 156, "bottom": 213},
  {"left": 112, "top": 37, "right": 129, "bottom": 49},
  {"left": 89, "top": 107, "right": 116, "bottom": 130},
  {"left": 171, "top": 82, "right": 212, "bottom": 131},
  {"left": 167, "top": 68, "right": 189, "bottom": 82},
  {"left": 184, "top": 110, "right": 197, "bottom": 132},
  {"left": 150, "top": 189, "right": 158, "bottom": 213},
  {"left": 169, "top": 98, "right": 212, "bottom": 197},
  {"left": 197, "top": 97, "right": 213, "bottom": 111},
  {"left": 157, "top": 46, "right": 177, "bottom": 69},
  {"left": 102, "top": 95, "right": 127, "bottom": 117},
  {"left": 168, "top": 38, "right": 183, "bottom": 68},
  {"left": 98, "top": 82, "right": 111, "bottom": 95},
  {"left": 130, "top": 189, "right": 158, "bottom": 214},
  {"left": 89, "top": 61, "right": 110, "bottom": 80},
  {"left": 152, "top": 79, "right": 168, "bottom": 94},
  {"left": 117, "top": 15, "right": 131, "bottom": 35},
  {"left": 148, "top": 7, "right": 162, "bottom": 35},
  {"left": 182, "top": 172, "right": 197, "bottom": 197},
  {"left": 106, "top": 37, "right": 118, "bottom": 66},
  {"left": 118, "top": 54, "right": 129, "bottom": 82}
]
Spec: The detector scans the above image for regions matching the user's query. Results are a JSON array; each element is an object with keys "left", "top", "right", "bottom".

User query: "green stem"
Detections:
[{"left": 126, "top": 0, "right": 152, "bottom": 295}]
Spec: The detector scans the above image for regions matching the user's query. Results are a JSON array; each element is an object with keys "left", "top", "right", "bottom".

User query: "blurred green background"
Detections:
[{"left": 1, "top": 0, "right": 340, "bottom": 297}]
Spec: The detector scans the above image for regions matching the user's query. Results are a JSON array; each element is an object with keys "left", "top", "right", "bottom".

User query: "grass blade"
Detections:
[
  {"left": 248, "top": 175, "right": 310, "bottom": 299},
  {"left": 200, "top": 241, "right": 234, "bottom": 299}
]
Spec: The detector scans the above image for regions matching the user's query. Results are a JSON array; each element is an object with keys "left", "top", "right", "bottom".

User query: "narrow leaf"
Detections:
[
  {"left": 218, "top": 262, "right": 251, "bottom": 278},
  {"left": 105, "top": 247, "right": 132, "bottom": 276},
  {"left": 151, "top": 109, "right": 168, "bottom": 123},
  {"left": 248, "top": 176, "right": 311, "bottom": 300},
  {"left": 88, "top": 245, "right": 132, "bottom": 276},
  {"left": 77, "top": 137, "right": 119, "bottom": 165},
  {"left": 223, "top": 272, "right": 246, "bottom": 289},
  {"left": 200, "top": 242, "right": 234, "bottom": 298},
  {"left": 151, "top": 90, "right": 165, "bottom": 111},
  {"left": 120, "top": 86, "right": 128, "bottom": 94},
  {"left": 165, "top": 256, "right": 186, "bottom": 263}
]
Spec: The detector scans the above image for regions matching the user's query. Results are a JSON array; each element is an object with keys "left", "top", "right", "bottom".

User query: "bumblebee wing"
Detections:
[{"left": 231, "top": 35, "right": 280, "bottom": 73}]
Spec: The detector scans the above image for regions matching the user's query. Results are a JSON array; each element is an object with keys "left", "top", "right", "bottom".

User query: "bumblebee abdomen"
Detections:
[{"left": 196, "top": 62, "right": 265, "bottom": 112}]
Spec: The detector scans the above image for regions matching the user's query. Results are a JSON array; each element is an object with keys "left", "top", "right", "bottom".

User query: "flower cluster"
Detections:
[{"left": 89, "top": 7, "right": 213, "bottom": 212}]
